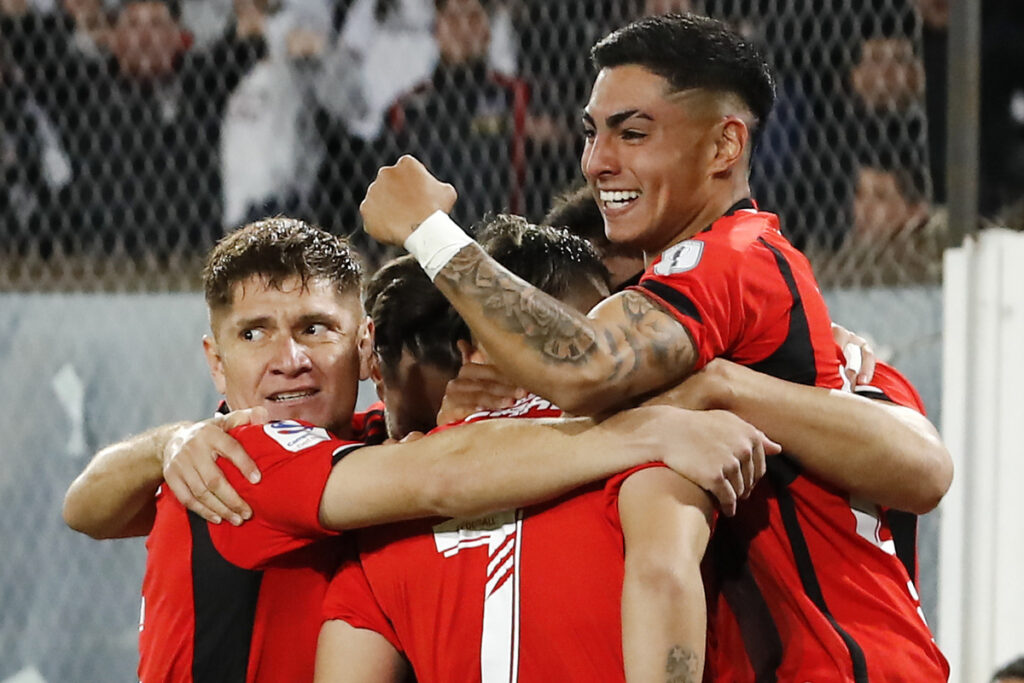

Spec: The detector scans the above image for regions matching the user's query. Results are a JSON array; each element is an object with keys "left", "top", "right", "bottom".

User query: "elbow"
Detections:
[
  {"left": 626, "top": 553, "right": 703, "bottom": 607},
  {"left": 913, "top": 445, "right": 954, "bottom": 514},
  {"left": 892, "top": 442, "right": 953, "bottom": 515},
  {"left": 62, "top": 489, "right": 108, "bottom": 539}
]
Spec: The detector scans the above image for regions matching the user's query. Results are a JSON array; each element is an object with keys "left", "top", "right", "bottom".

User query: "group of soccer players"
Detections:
[{"left": 64, "top": 12, "right": 953, "bottom": 682}]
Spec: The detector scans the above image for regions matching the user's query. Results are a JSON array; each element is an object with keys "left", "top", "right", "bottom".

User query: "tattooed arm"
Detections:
[
  {"left": 360, "top": 155, "right": 697, "bottom": 416},
  {"left": 619, "top": 467, "right": 713, "bottom": 683},
  {"left": 432, "top": 242, "right": 697, "bottom": 415}
]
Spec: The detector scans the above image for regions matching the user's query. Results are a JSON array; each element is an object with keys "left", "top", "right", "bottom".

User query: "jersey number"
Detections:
[{"left": 433, "top": 509, "right": 524, "bottom": 682}]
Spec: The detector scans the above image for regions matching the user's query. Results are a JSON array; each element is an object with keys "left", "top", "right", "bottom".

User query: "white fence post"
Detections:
[{"left": 940, "top": 229, "right": 1024, "bottom": 682}]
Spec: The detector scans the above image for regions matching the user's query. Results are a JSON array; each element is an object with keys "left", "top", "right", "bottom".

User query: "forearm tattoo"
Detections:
[
  {"left": 437, "top": 246, "right": 692, "bottom": 380},
  {"left": 665, "top": 645, "right": 700, "bottom": 683},
  {"left": 614, "top": 291, "right": 694, "bottom": 380},
  {"left": 438, "top": 246, "right": 598, "bottom": 363}
]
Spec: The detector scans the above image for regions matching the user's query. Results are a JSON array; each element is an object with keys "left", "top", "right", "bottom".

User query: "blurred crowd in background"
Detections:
[{"left": 1, "top": 0, "right": 1022, "bottom": 280}]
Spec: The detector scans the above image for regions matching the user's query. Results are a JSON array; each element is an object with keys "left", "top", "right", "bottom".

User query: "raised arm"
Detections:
[
  {"left": 318, "top": 405, "right": 778, "bottom": 529},
  {"left": 649, "top": 358, "right": 952, "bottom": 514},
  {"left": 360, "top": 155, "right": 697, "bottom": 415},
  {"left": 619, "top": 467, "right": 714, "bottom": 683},
  {"left": 63, "top": 411, "right": 264, "bottom": 538},
  {"left": 434, "top": 245, "right": 697, "bottom": 415}
]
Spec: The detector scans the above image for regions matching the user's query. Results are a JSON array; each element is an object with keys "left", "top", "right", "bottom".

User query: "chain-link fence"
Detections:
[
  {"left": 2, "top": 0, "right": 982, "bottom": 289},
  {"left": 3, "top": 0, "right": 1016, "bottom": 679}
]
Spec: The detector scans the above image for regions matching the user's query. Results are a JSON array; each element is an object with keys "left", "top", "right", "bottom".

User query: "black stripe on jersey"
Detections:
[
  {"left": 768, "top": 460, "right": 870, "bottom": 683},
  {"left": 854, "top": 387, "right": 920, "bottom": 582},
  {"left": 747, "top": 239, "right": 817, "bottom": 386},
  {"left": 639, "top": 280, "right": 703, "bottom": 323},
  {"left": 854, "top": 386, "right": 895, "bottom": 404},
  {"left": 189, "top": 511, "right": 263, "bottom": 683},
  {"left": 361, "top": 407, "right": 389, "bottom": 446},
  {"left": 711, "top": 521, "right": 784, "bottom": 681},
  {"left": 332, "top": 442, "right": 371, "bottom": 466},
  {"left": 888, "top": 510, "right": 919, "bottom": 584}
]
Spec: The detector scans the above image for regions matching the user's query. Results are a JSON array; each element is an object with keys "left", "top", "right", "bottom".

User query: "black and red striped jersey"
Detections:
[
  {"left": 138, "top": 406, "right": 378, "bottom": 683},
  {"left": 854, "top": 362, "right": 929, "bottom": 587},
  {"left": 633, "top": 201, "right": 947, "bottom": 681}
]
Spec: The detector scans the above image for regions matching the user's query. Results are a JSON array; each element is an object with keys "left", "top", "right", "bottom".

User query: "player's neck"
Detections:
[
  {"left": 329, "top": 418, "right": 355, "bottom": 440},
  {"left": 647, "top": 186, "right": 752, "bottom": 262}
]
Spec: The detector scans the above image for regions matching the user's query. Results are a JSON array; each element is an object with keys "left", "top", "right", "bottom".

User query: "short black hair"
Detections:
[
  {"left": 364, "top": 255, "right": 467, "bottom": 378},
  {"left": 542, "top": 183, "right": 609, "bottom": 251},
  {"left": 475, "top": 214, "right": 610, "bottom": 301},
  {"left": 591, "top": 13, "right": 776, "bottom": 132},
  {"left": 994, "top": 656, "right": 1024, "bottom": 681},
  {"left": 203, "top": 217, "right": 362, "bottom": 311}
]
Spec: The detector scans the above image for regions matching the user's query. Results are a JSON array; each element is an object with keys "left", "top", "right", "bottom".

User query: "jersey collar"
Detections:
[{"left": 700, "top": 197, "right": 758, "bottom": 234}]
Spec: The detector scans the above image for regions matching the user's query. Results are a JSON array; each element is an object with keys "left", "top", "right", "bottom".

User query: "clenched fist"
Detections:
[{"left": 360, "top": 155, "right": 458, "bottom": 246}]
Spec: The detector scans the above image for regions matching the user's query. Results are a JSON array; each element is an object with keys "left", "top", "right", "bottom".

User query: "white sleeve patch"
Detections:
[
  {"left": 653, "top": 240, "right": 704, "bottom": 276},
  {"left": 264, "top": 420, "right": 331, "bottom": 452}
]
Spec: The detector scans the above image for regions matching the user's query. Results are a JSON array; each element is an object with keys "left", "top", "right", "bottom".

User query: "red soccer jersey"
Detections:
[
  {"left": 704, "top": 361, "right": 947, "bottom": 682},
  {"left": 854, "top": 363, "right": 926, "bottom": 585},
  {"left": 322, "top": 397, "right": 652, "bottom": 682},
  {"left": 632, "top": 202, "right": 946, "bottom": 681},
  {"left": 632, "top": 199, "right": 842, "bottom": 388},
  {"left": 139, "top": 415, "right": 372, "bottom": 683}
]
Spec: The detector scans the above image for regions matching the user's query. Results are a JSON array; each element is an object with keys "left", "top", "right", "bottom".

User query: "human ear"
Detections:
[
  {"left": 357, "top": 317, "right": 375, "bottom": 382},
  {"left": 710, "top": 116, "right": 749, "bottom": 175},
  {"left": 367, "top": 350, "right": 386, "bottom": 401},
  {"left": 202, "top": 335, "right": 228, "bottom": 396}
]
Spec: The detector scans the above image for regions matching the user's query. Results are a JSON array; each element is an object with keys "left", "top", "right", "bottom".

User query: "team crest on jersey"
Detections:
[
  {"left": 654, "top": 240, "right": 704, "bottom": 276},
  {"left": 264, "top": 420, "right": 330, "bottom": 452}
]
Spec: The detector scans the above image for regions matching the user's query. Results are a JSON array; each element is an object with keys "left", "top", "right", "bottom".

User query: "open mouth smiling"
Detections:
[{"left": 599, "top": 189, "right": 641, "bottom": 210}]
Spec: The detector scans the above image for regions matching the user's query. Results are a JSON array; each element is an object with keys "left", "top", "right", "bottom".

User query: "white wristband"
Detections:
[{"left": 403, "top": 210, "right": 475, "bottom": 281}]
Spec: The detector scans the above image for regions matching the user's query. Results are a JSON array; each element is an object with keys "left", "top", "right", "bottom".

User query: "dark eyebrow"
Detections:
[
  {"left": 296, "top": 312, "right": 341, "bottom": 329},
  {"left": 234, "top": 315, "right": 272, "bottom": 330},
  {"left": 581, "top": 109, "right": 653, "bottom": 129},
  {"left": 606, "top": 109, "right": 651, "bottom": 128}
]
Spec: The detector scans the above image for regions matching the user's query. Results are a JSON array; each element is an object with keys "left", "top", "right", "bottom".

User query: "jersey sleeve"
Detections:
[
  {"left": 854, "top": 362, "right": 926, "bottom": 414},
  {"left": 322, "top": 553, "right": 403, "bottom": 653},
  {"left": 631, "top": 219, "right": 795, "bottom": 371},
  {"left": 602, "top": 463, "right": 667, "bottom": 532},
  {"left": 604, "top": 462, "right": 719, "bottom": 533},
  {"left": 207, "top": 420, "right": 359, "bottom": 570}
]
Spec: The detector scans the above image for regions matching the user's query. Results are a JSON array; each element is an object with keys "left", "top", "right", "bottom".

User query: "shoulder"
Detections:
[
  {"left": 645, "top": 210, "right": 781, "bottom": 279},
  {"left": 700, "top": 209, "right": 782, "bottom": 253}
]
